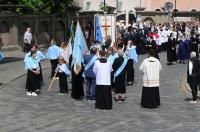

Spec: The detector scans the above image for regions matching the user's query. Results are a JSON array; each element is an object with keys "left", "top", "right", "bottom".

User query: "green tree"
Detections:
[{"left": 17, "top": 0, "right": 72, "bottom": 15}]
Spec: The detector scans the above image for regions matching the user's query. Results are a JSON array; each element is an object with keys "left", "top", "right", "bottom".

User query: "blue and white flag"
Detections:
[
  {"left": 72, "top": 21, "right": 89, "bottom": 75},
  {"left": 67, "top": 37, "right": 73, "bottom": 56},
  {"left": 0, "top": 51, "right": 4, "bottom": 61},
  {"left": 95, "top": 15, "right": 103, "bottom": 42}
]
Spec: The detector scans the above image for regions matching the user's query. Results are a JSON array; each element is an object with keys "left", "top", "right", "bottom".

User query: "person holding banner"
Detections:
[
  {"left": 112, "top": 49, "right": 128, "bottom": 102},
  {"left": 69, "top": 54, "right": 84, "bottom": 100},
  {"left": 93, "top": 51, "right": 112, "bottom": 110},
  {"left": 83, "top": 47, "right": 98, "bottom": 101},
  {"left": 70, "top": 21, "right": 89, "bottom": 100}
]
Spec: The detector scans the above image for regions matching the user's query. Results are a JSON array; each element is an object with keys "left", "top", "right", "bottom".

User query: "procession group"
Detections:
[
  {"left": 21, "top": 20, "right": 200, "bottom": 110},
  {"left": 118, "top": 20, "right": 200, "bottom": 104}
]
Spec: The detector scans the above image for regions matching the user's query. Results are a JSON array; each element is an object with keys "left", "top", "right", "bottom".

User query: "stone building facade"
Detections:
[
  {"left": 74, "top": 0, "right": 200, "bottom": 25},
  {"left": 137, "top": 0, "right": 200, "bottom": 24},
  {"left": 0, "top": 14, "right": 69, "bottom": 49}
]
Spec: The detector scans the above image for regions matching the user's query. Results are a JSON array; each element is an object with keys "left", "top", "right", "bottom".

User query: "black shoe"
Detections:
[
  {"left": 166, "top": 62, "right": 172, "bottom": 65},
  {"left": 121, "top": 98, "right": 125, "bottom": 101}
]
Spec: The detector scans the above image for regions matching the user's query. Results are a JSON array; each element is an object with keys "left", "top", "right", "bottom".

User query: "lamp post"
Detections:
[
  {"left": 103, "top": 0, "right": 108, "bottom": 37},
  {"left": 104, "top": 0, "right": 106, "bottom": 11},
  {"left": 174, "top": 0, "right": 177, "bottom": 17}
]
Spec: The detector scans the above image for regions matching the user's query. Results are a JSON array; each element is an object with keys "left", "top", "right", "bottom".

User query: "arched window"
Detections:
[
  {"left": 173, "top": 9, "right": 179, "bottom": 12},
  {"left": 20, "top": 23, "right": 30, "bottom": 34},
  {"left": 0, "top": 21, "right": 10, "bottom": 33},
  {"left": 39, "top": 21, "right": 49, "bottom": 33},
  {"left": 144, "top": 17, "right": 155, "bottom": 25},
  {"left": 155, "top": 9, "right": 161, "bottom": 11},
  {"left": 55, "top": 21, "right": 65, "bottom": 32},
  {"left": 191, "top": 9, "right": 197, "bottom": 12}
]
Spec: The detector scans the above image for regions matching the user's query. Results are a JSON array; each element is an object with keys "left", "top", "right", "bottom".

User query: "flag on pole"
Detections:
[
  {"left": 67, "top": 21, "right": 74, "bottom": 55},
  {"left": 70, "top": 20, "right": 75, "bottom": 39},
  {"left": 72, "top": 21, "right": 89, "bottom": 75},
  {"left": 95, "top": 15, "right": 103, "bottom": 42},
  {"left": 67, "top": 37, "right": 73, "bottom": 56}
]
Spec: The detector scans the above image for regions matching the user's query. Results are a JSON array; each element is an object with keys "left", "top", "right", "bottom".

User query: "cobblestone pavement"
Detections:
[{"left": 0, "top": 53, "right": 200, "bottom": 132}]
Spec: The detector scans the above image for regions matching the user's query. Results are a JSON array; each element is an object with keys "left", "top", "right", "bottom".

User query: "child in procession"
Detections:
[{"left": 56, "top": 57, "right": 70, "bottom": 95}]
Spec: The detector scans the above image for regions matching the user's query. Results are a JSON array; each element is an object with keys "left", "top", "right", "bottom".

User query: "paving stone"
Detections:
[{"left": 0, "top": 53, "right": 200, "bottom": 131}]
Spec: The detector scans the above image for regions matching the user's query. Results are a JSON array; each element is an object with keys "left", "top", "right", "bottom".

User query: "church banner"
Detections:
[{"left": 95, "top": 14, "right": 116, "bottom": 42}]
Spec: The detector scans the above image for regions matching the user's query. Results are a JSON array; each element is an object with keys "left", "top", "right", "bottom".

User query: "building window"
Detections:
[
  {"left": 20, "top": 23, "right": 30, "bottom": 34},
  {"left": 191, "top": 9, "right": 197, "bottom": 12},
  {"left": 85, "top": 2, "right": 91, "bottom": 10},
  {"left": 0, "top": 21, "right": 10, "bottom": 33},
  {"left": 99, "top": 2, "right": 104, "bottom": 8},
  {"left": 39, "top": 21, "right": 49, "bottom": 33},
  {"left": 55, "top": 21, "right": 65, "bottom": 32},
  {"left": 117, "top": 2, "right": 123, "bottom": 11},
  {"left": 155, "top": 9, "right": 161, "bottom": 11}
]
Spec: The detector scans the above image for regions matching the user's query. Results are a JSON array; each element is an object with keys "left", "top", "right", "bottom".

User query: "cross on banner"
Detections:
[{"left": 101, "top": 21, "right": 111, "bottom": 37}]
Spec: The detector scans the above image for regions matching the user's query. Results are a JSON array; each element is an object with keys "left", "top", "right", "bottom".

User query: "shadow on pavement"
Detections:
[
  {"left": 184, "top": 98, "right": 192, "bottom": 101},
  {"left": 0, "top": 83, "right": 3, "bottom": 86},
  {"left": 0, "top": 57, "right": 23, "bottom": 64}
]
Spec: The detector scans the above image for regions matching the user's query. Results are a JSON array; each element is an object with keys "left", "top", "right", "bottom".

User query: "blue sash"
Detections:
[
  {"left": 82, "top": 56, "right": 97, "bottom": 77},
  {"left": 84, "top": 56, "right": 97, "bottom": 71},
  {"left": 113, "top": 59, "right": 127, "bottom": 82},
  {"left": 58, "top": 64, "right": 70, "bottom": 76}
]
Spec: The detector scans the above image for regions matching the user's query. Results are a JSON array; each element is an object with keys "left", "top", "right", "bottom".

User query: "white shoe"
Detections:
[
  {"left": 26, "top": 92, "right": 32, "bottom": 96},
  {"left": 189, "top": 100, "right": 197, "bottom": 104},
  {"left": 36, "top": 89, "right": 40, "bottom": 92},
  {"left": 31, "top": 92, "right": 38, "bottom": 97}
]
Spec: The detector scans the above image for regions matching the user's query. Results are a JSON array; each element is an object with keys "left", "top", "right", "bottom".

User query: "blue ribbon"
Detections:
[
  {"left": 113, "top": 59, "right": 127, "bottom": 83},
  {"left": 82, "top": 56, "right": 97, "bottom": 77}
]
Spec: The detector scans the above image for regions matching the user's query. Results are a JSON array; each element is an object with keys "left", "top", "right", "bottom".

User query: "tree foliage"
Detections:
[{"left": 16, "top": 0, "right": 72, "bottom": 15}]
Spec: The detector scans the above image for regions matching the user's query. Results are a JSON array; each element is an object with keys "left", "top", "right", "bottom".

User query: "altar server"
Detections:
[
  {"left": 93, "top": 51, "right": 113, "bottom": 110},
  {"left": 139, "top": 49, "right": 162, "bottom": 108}
]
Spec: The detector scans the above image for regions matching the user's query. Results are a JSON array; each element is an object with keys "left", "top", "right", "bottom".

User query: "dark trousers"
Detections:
[
  {"left": 189, "top": 84, "right": 198, "bottom": 101},
  {"left": 24, "top": 43, "right": 31, "bottom": 53},
  {"left": 58, "top": 72, "right": 68, "bottom": 93},
  {"left": 50, "top": 59, "right": 58, "bottom": 78},
  {"left": 26, "top": 70, "right": 40, "bottom": 92},
  {"left": 39, "top": 62, "right": 43, "bottom": 82},
  {"left": 126, "top": 59, "right": 134, "bottom": 83}
]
